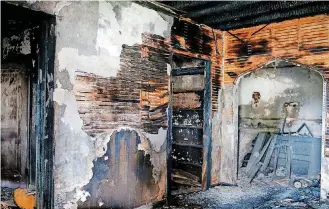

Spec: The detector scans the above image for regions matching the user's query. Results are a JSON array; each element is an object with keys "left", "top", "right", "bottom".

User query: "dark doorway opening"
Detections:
[
  {"left": 1, "top": 3, "right": 55, "bottom": 209},
  {"left": 167, "top": 54, "right": 212, "bottom": 199}
]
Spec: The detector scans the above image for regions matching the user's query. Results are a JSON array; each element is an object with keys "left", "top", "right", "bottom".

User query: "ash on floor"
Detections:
[
  {"left": 1, "top": 187, "right": 18, "bottom": 209},
  {"left": 150, "top": 177, "right": 329, "bottom": 209}
]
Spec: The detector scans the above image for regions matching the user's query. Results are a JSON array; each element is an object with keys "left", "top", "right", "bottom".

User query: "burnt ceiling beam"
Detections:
[
  {"left": 210, "top": 2, "right": 329, "bottom": 30},
  {"left": 135, "top": 1, "right": 184, "bottom": 17},
  {"left": 201, "top": 1, "right": 310, "bottom": 25},
  {"left": 186, "top": 1, "right": 258, "bottom": 18},
  {"left": 165, "top": 1, "right": 212, "bottom": 10}
]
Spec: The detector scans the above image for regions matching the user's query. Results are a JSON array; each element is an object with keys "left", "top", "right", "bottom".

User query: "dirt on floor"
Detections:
[{"left": 142, "top": 173, "right": 329, "bottom": 209}]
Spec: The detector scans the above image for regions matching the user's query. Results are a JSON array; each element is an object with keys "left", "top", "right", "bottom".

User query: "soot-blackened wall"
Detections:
[{"left": 9, "top": 1, "right": 174, "bottom": 209}]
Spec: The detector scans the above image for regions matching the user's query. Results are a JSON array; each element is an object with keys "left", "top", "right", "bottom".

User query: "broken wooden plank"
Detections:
[
  {"left": 260, "top": 134, "right": 278, "bottom": 172},
  {"left": 287, "top": 139, "right": 292, "bottom": 179},
  {"left": 246, "top": 133, "right": 266, "bottom": 174},
  {"left": 247, "top": 134, "right": 274, "bottom": 178},
  {"left": 249, "top": 163, "right": 262, "bottom": 183},
  {"left": 272, "top": 148, "right": 279, "bottom": 178},
  {"left": 172, "top": 174, "right": 200, "bottom": 187},
  {"left": 172, "top": 177, "right": 201, "bottom": 187},
  {"left": 172, "top": 168, "right": 200, "bottom": 182},
  {"left": 172, "top": 67, "right": 204, "bottom": 76},
  {"left": 172, "top": 74, "right": 204, "bottom": 92}
]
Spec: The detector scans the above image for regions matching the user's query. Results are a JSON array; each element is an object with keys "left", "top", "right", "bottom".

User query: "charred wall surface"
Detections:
[
  {"left": 221, "top": 14, "right": 329, "bottom": 199},
  {"left": 1, "top": 6, "right": 33, "bottom": 187},
  {"left": 7, "top": 0, "right": 329, "bottom": 206},
  {"left": 1, "top": 5, "right": 43, "bottom": 204},
  {"left": 6, "top": 1, "right": 225, "bottom": 208},
  {"left": 9, "top": 1, "right": 174, "bottom": 209},
  {"left": 55, "top": 3, "right": 172, "bottom": 209},
  {"left": 170, "top": 18, "right": 223, "bottom": 185}
]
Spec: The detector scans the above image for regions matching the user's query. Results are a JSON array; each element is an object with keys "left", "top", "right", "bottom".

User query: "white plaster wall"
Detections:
[
  {"left": 321, "top": 81, "right": 329, "bottom": 200},
  {"left": 239, "top": 66, "right": 323, "bottom": 124},
  {"left": 219, "top": 86, "right": 238, "bottom": 184}
]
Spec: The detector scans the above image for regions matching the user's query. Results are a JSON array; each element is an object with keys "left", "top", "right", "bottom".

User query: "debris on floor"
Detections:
[
  {"left": 151, "top": 177, "right": 329, "bottom": 209},
  {"left": 242, "top": 128, "right": 321, "bottom": 185},
  {"left": 1, "top": 187, "right": 35, "bottom": 209},
  {"left": 1, "top": 187, "right": 17, "bottom": 208}
]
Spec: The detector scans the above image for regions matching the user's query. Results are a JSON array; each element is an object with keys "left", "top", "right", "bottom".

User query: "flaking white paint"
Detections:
[
  {"left": 146, "top": 127, "right": 167, "bottom": 152},
  {"left": 321, "top": 158, "right": 329, "bottom": 199},
  {"left": 2, "top": 30, "right": 31, "bottom": 59},
  {"left": 53, "top": 86, "right": 94, "bottom": 199},
  {"left": 58, "top": 2, "right": 171, "bottom": 84},
  {"left": 63, "top": 188, "right": 90, "bottom": 209},
  {"left": 26, "top": 1, "right": 173, "bottom": 208}
]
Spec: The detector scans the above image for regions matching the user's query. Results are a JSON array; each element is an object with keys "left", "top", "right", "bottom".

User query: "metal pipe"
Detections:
[
  {"left": 201, "top": 1, "right": 310, "bottom": 25},
  {"left": 211, "top": 2, "right": 329, "bottom": 30},
  {"left": 187, "top": 1, "right": 258, "bottom": 18}
]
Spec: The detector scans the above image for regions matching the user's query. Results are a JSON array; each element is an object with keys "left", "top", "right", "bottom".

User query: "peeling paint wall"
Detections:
[
  {"left": 1, "top": 17, "right": 34, "bottom": 64},
  {"left": 2, "top": 30, "right": 31, "bottom": 60},
  {"left": 55, "top": 2, "right": 173, "bottom": 208},
  {"left": 9, "top": 0, "right": 329, "bottom": 205},
  {"left": 15, "top": 1, "right": 173, "bottom": 208}
]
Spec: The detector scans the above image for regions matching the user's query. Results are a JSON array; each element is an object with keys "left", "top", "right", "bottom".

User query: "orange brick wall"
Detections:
[{"left": 223, "top": 14, "right": 329, "bottom": 84}]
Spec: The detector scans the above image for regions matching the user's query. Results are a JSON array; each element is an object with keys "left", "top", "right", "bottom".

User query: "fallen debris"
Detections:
[
  {"left": 153, "top": 177, "right": 329, "bottom": 209},
  {"left": 243, "top": 128, "right": 320, "bottom": 185},
  {"left": 172, "top": 169, "right": 201, "bottom": 187}
]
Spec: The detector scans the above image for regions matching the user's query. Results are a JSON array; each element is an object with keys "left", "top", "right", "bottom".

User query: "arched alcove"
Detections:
[{"left": 235, "top": 60, "right": 324, "bottom": 185}]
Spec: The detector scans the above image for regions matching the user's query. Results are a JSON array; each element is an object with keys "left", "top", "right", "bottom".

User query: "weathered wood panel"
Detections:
[
  {"left": 173, "top": 92, "right": 202, "bottom": 109},
  {"left": 171, "top": 18, "right": 223, "bottom": 113},
  {"left": 172, "top": 74, "right": 204, "bottom": 92},
  {"left": 173, "top": 110, "right": 203, "bottom": 127},
  {"left": 1, "top": 67, "right": 28, "bottom": 186},
  {"left": 172, "top": 144, "right": 203, "bottom": 165}
]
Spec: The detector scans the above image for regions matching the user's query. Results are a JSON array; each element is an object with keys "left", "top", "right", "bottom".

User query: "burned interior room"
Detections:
[{"left": 1, "top": 1, "right": 329, "bottom": 209}]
